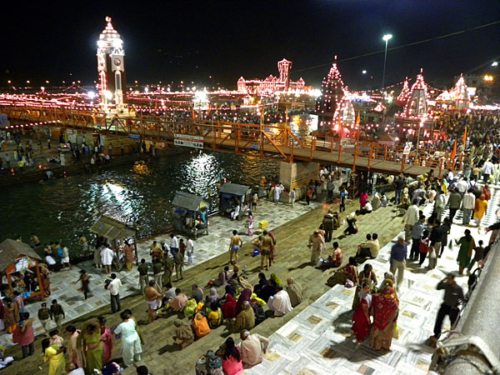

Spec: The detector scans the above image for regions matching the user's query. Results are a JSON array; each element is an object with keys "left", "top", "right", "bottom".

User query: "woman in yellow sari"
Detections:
[
  {"left": 78, "top": 322, "right": 103, "bottom": 374},
  {"left": 42, "top": 338, "right": 65, "bottom": 375}
]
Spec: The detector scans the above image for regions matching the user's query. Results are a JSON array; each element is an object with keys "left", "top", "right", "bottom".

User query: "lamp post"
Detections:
[{"left": 382, "top": 34, "right": 392, "bottom": 90}]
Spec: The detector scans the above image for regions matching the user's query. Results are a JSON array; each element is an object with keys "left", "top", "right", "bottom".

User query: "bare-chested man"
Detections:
[
  {"left": 229, "top": 230, "right": 243, "bottom": 263},
  {"left": 144, "top": 280, "right": 163, "bottom": 323}
]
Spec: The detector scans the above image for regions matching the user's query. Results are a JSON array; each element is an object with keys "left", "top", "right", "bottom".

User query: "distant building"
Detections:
[
  {"left": 97, "top": 17, "right": 128, "bottom": 113},
  {"left": 237, "top": 59, "right": 305, "bottom": 94}
]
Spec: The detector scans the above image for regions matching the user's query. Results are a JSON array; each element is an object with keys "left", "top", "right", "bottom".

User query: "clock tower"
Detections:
[{"left": 97, "top": 16, "right": 127, "bottom": 113}]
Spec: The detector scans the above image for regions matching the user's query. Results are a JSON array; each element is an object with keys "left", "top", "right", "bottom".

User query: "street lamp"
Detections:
[
  {"left": 492, "top": 62, "right": 498, "bottom": 67},
  {"left": 362, "top": 70, "right": 367, "bottom": 74},
  {"left": 382, "top": 34, "right": 392, "bottom": 89}
]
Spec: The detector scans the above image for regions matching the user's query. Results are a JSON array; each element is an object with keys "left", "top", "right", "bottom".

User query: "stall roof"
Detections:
[
  {"left": 90, "top": 215, "right": 136, "bottom": 240},
  {"left": 219, "top": 183, "right": 250, "bottom": 196},
  {"left": 0, "top": 239, "right": 42, "bottom": 272},
  {"left": 172, "top": 191, "right": 204, "bottom": 211}
]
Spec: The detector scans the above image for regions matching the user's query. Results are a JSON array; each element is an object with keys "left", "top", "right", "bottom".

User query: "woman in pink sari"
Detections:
[
  {"left": 99, "top": 316, "right": 113, "bottom": 364},
  {"left": 351, "top": 282, "right": 372, "bottom": 344},
  {"left": 370, "top": 286, "right": 399, "bottom": 351}
]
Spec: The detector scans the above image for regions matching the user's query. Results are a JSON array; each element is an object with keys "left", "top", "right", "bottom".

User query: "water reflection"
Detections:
[{"left": 0, "top": 151, "right": 279, "bottom": 257}]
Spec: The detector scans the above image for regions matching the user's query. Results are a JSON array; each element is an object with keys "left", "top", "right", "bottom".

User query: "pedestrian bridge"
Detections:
[{"left": 1, "top": 105, "right": 459, "bottom": 178}]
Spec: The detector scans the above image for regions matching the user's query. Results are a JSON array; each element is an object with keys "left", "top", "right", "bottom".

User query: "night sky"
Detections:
[{"left": 2, "top": 0, "right": 499, "bottom": 90}]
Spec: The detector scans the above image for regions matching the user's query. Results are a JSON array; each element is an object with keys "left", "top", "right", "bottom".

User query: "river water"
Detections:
[{"left": 0, "top": 151, "right": 279, "bottom": 257}]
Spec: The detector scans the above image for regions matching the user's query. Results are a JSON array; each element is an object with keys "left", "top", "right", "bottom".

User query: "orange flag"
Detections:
[
  {"left": 462, "top": 126, "right": 467, "bottom": 147},
  {"left": 338, "top": 116, "right": 342, "bottom": 139},
  {"left": 450, "top": 140, "right": 457, "bottom": 161}
]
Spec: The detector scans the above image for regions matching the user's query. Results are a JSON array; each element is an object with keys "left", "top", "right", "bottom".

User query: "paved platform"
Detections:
[
  {"left": 244, "top": 190, "right": 497, "bottom": 375},
  {"left": 0, "top": 198, "right": 320, "bottom": 348}
]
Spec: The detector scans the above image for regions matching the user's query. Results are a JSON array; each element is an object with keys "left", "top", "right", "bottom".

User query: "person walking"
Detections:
[
  {"left": 473, "top": 194, "right": 488, "bottom": 229},
  {"left": 38, "top": 302, "right": 51, "bottom": 336},
  {"left": 114, "top": 310, "right": 143, "bottom": 368},
  {"left": 153, "top": 259, "right": 164, "bottom": 288},
  {"left": 455, "top": 229, "right": 476, "bottom": 275},
  {"left": 462, "top": 189, "right": 476, "bottom": 226},
  {"left": 448, "top": 189, "right": 462, "bottom": 223},
  {"left": 308, "top": 230, "right": 325, "bottom": 266},
  {"left": 410, "top": 216, "right": 426, "bottom": 261},
  {"left": 186, "top": 237, "right": 194, "bottom": 265},
  {"left": 402, "top": 199, "right": 419, "bottom": 241},
  {"left": 137, "top": 259, "right": 149, "bottom": 293},
  {"left": 428, "top": 220, "right": 443, "bottom": 269},
  {"left": 322, "top": 210, "right": 335, "bottom": 243},
  {"left": 107, "top": 273, "right": 122, "bottom": 313},
  {"left": 390, "top": 235, "right": 407, "bottom": 291},
  {"left": 174, "top": 250, "right": 184, "bottom": 281},
  {"left": 229, "top": 230, "right": 242, "bottom": 264},
  {"left": 434, "top": 189, "right": 446, "bottom": 222},
  {"left": 430, "top": 274, "right": 464, "bottom": 348},
  {"left": 50, "top": 299, "right": 65, "bottom": 330},
  {"left": 370, "top": 285, "right": 399, "bottom": 351},
  {"left": 74, "top": 270, "right": 91, "bottom": 300}
]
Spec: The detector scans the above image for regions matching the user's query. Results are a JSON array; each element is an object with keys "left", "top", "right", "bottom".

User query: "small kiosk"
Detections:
[
  {"left": 219, "top": 183, "right": 251, "bottom": 220},
  {"left": 0, "top": 239, "right": 44, "bottom": 301},
  {"left": 90, "top": 215, "right": 138, "bottom": 268},
  {"left": 172, "top": 191, "right": 209, "bottom": 238}
]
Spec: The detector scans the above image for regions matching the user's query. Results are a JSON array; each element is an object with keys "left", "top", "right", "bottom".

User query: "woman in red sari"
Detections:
[
  {"left": 98, "top": 316, "right": 113, "bottom": 364},
  {"left": 221, "top": 294, "right": 237, "bottom": 320},
  {"left": 370, "top": 286, "right": 399, "bottom": 351},
  {"left": 351, "top": 282, "right": 372, "bottom": 344}
]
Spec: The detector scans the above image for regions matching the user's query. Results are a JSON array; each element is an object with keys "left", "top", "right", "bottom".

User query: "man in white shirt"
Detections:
[
  {"left": 100, "top": 246, "right": 115, "bottom": 274},
  {"left": 402, "top": 199, "right": 420, "bottom": 241},
  {"left": 483, "top": 160, "right": 494, "bottom": 183},
  {"left": 268, "top": 286, "right": 293, "bottom": 317},
  {"left": 170, "top": 234, "right": 179, "bottom": 257},
  {"left": 107, "top": 273, "right": 122, "bottom": 313},
  {"left": 462, "top": 189, "right": 476, "bottom": 226},
  {"left": 186, "top": 238, "right": 194, "bottom": 264},
  {"left": 240, "top": 330, "right": 270, "bottom": 367},
  {"left": 456, "top": 178, "right": 469, "bottom": 197}
]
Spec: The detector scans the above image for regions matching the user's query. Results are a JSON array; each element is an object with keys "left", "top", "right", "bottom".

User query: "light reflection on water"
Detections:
[{"left": 0, "top": 151, "right": 279, "bottom": 257}]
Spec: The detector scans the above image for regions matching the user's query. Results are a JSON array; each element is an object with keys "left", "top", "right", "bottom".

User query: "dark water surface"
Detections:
[{"left": 0, "top": 151, "right": 279, "bottom": 256}]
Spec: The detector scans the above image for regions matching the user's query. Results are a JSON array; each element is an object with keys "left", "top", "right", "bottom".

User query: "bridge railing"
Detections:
[{"left": 1, "top": 104, "right": 456, "bottom": 176}]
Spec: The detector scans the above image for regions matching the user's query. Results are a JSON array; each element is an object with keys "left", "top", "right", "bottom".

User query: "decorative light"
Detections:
[
  {"left": 362, "top": 70, "right": 367, "bottom": 74},
  {"left": 492, "top": 62, "right": 498, "bottom": 67},
  {"left": 484, "top": 75, "right": 494, "bottom": 82}
]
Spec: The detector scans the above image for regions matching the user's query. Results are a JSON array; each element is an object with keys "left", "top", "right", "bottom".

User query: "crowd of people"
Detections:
[{"left": 3, "top": 137, "right": 500, "bottom": 375}]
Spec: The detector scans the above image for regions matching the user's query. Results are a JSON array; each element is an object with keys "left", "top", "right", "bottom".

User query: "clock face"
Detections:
[{"left": 114, "top": 58, "right": 122, "bottom": 66}]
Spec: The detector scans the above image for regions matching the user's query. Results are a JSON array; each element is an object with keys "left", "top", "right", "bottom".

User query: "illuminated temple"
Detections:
[{"left": 237, "top": 59, "right": 305, "bottom": 94}]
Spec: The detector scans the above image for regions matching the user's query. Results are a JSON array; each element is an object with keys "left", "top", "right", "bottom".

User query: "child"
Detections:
[
  {"left": 340, "top": 187, "right": 347, "bottom": 212},
  {"left": 419, "top": 230, "right": 430, "bottom": 267},
  {"left": 467, "top": 240, "right": 485, "bottom": 274}
]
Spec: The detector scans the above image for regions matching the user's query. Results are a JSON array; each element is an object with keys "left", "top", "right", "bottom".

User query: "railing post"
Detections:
[
  {"left": 438, "top": 158, "right": 443, "bottom": 179},
  {"left": 290, "top": 137, "right": 294, "bottom": 163},
  {"left": 310, "top": 137, "right": 316, "bottom": 160},
  {"left": 352, "top": 143, "right": 358, "bottom": 172},
  {"left": 330, "top": 136, "right": 334, "bottom": 152},
  {"left": 338, "top": 140, "right": 342, "bottom": 165},
  {"left": 384, "top": 145, "right": 388, "bottom": 160},
  {"left": 401, "top": 154, "right": 405, "bottom": 173},
  {"left": 235, "top": 125, "right": 240, "bottom": 154}
]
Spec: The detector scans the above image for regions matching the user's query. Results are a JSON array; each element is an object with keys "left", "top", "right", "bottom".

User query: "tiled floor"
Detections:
[
  {"left": 0, "top": 199, "right": 320, "bottom": 348},
  {"left": 244, "top": 189, "right": 497, "bottom": 375}
]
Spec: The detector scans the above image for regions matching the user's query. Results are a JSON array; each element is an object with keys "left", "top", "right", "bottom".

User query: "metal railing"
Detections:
[
  {"left": 431, "top": 240, "right": 500, "bottom": 374},
  {"left": 1, "top": 104, "right": 454, "bottom": 177}
]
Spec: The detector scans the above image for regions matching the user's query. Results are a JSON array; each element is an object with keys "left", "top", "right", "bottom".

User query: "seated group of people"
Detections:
[
  {"left": 162, "top": 270, "right": 303, "bottom": 354},
  {"left": 195, "top": 330, "right": 270, "bottom": 374},
  {"left": 355, "top": 233, "right": 380, "bottom": 259}
]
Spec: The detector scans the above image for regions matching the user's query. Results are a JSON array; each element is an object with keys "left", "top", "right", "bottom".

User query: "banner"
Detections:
[{"left": 174, "top": 133, "right": 204, "bottom": 149}]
